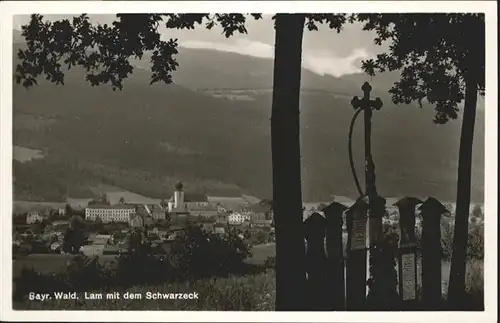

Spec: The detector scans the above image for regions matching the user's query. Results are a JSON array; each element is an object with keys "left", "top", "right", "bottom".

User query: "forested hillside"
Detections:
[{"left": 12, "top": 37, "right": 485, "bottom": 203}]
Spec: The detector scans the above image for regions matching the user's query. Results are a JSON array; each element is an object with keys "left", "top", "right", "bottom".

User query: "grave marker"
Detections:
[
  {"left": 304, "top": 212, "right": 328, "bottom": 310},
  {"left": 394, "top": 196, "right": 423, "bottom": 309},
  {"left": 323, "top": 201, "right": 348, "bottom": 310},
  {"left": 419, "top": 197, "right": 450, "bottom": 310},
  {"left": 345, "top": 197, "right": 368, "bottom": 310}
]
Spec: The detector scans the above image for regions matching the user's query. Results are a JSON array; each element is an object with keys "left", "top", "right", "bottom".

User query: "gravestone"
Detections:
[
  {"left": 304, "top": 212, "right": 328, "bottom": 310},
  {"left": 323, "top": 201, "right": 349, "bottom": 310},
  {"left": 366, "top": 195, "right": 400, "bottom": 310},
  {"left": 419, "top": 197, "right": 450, "bottom": 310},
  {"left": 394, "top": 196, "right": 423, "bottom": 309},
  {"left": 345, "top": 197, "right": 368, "bottom": 310}
]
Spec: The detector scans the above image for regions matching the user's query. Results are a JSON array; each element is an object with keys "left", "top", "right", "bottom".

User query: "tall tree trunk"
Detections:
[
  {"left": 271, "top": 13, "right": 307, "bottom": 311},
  {"left": 447, "top": 74, "right": 478, "bottom": 306}
]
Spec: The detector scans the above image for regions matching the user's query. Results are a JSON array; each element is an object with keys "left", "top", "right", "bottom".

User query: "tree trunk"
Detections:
[
  {"left": 271, "top": 14, "right": 307, "bottom": 311},
  {"left": 447, "top": 75, "right": 478, "bottom": 307}
]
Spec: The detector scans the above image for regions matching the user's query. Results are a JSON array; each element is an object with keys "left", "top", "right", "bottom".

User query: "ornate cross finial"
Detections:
[
  {"left": 361, "top": 81, "right": 372, "bottom": 94},
  {"left": 350, "top": 82, "right": 383, "bottom": 111}
]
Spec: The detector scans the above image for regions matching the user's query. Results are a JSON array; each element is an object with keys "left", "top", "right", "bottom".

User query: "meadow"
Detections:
[
  {"left": 15, "top": 270, "right": 277, "bottom": 310},
  {"left": 13, "top": 243, "right": 273, "bottom": 278}
]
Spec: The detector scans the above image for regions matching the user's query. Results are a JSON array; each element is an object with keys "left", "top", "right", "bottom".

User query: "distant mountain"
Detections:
[
  {"left": 11, "top": 32, "right": 485, "bottom": 203},
  {"left": 132, "top": 47, "right": 397, "bottom": 98}
]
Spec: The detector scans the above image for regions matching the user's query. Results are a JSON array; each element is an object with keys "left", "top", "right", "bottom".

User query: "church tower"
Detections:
[{"left": 174, "top": 182, "right": 185, "bottom": 209}]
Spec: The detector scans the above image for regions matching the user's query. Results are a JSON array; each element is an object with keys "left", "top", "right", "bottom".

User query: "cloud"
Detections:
[
  {"left": 303, "top": 48, "right": 372, "bottom": 77},
  {"left": 179, "top": 39, "right": 372, "bottom": 77},
  {"left": 180, "top": 39, "right": 274, "bottom": 59}
]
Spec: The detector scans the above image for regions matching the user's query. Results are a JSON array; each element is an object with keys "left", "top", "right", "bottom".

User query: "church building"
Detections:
[{"left": 167, "top": 182, "right": 219, "bottom": 217}]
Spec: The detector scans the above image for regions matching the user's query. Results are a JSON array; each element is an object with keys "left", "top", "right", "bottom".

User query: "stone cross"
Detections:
[{"left": 350, "top": 82, "right": 383, "bottom": 206}]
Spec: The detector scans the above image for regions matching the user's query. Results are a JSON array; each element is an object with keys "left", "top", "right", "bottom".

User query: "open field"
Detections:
[
  {"left": 12, "top": 242, "right": 477, "bottom": 282},
  {"left": 12, "top": 254, "right": 118, "bottom": 278},
  {"left": 13, "top": 243, "right": 272, "bottom": 278},
  {"left": 13, "top": 146, "right": 44, "bottom": 163},
  {"left": 245, "top": 243, "right": 276, "bottom": 265}
]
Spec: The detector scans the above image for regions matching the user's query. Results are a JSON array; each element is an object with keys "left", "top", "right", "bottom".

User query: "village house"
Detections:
[
  {"left": 51, "top": 220, "right": 69, "bottom": 228},
  {"left": 26, "top": 205, "right": 52, "bottom": 224},
  {"left": 131, "top": 205, "right": 156, "bottom": 227},
  {"left": 148, "top": 204, "right": 167, "bottom": 220},
  {"left": 50, "top": 241, "right": 62, "bottom": 253},
  {"left": 81, "top": 245, "right": 105, "bottom": 256},
  {"left": 165, "top": 225, "right": 187, "bottom": 241},
  {"left": 213, "top": 223, "right": 226, "bottom": 234},
  {"left": 189, "top": 203, "right": 220, "bottom": 217},
  {"left": 215, "top": 213, "right": 228, "bottom": 224},
  {"left": 129, "top": 213, "right": 144, "bottom": 228},
  {"left": 228, "top": 212, "right": 251, "bottom": 225},
  {"left": 147, "top": 228, "right": 169, "bottom": 241},
  {"left": 248, "top": 202, "right": 273, "bottom": 222},
  {"left": 88, "top": 233, "right": 111, "bottom": 245},
  {"left": 250, "top": 219, "right": 273, "bottom": 229},
  {"left": 143, "top": 215, "right": 154, "bottom": 226},
  {"left": 26, "top": 211, "right": 44, "bottom": 224},
  {"left": 134, "top": 203, "right": 167, "bottom": 221},
  {"left": 217, "top": 204, "right": 228, "bottom": 213},
  {"left": 201, "top": 223, "right": 215, "bottom": 233}
]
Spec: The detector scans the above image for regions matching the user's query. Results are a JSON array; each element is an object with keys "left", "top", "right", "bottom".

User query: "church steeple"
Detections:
[
  {"left": 173, "top": 182, "right": 185, "bottom": 209},
  {"left": 175, "top": 182, "right": 184, "bottom": 191}
]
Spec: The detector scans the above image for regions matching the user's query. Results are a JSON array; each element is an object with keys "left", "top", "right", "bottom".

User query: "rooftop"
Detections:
[
  {"left": 248, "top": 203, "right": 272, "bottom": 213},
  {"left": 27, "top": 204, "right": 52, "bottom": 213}
]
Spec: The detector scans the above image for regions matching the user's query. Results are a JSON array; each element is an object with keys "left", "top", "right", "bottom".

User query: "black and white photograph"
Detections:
[{"left": 0, "top": 1, "right": 497, "bottom": 321}]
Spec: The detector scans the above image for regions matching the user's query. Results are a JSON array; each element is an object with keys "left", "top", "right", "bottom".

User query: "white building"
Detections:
[
  {"left": 25, "top": 204, "right": 52, "bottom": 224},
  {"left": 228, "top": 212, "right": 251, "bottom": 225},
  {"left": 26, "top": 211, "right": 44, "bottom": 224},
  {"left": 85, "top": 204, "right": 136, "bottom": 223}
]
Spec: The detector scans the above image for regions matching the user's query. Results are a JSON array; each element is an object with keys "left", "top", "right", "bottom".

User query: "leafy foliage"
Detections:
[
  {"left": 62, "top": 227, "right": 85, "bottom": 254},
  {"left": 471, "top": 204, "right": 483, "bottom": 219},
  {"left": 304, "top": 14, "right": 346, "bottom": 32},
  {"left": 62, "top": 215, "right": 87, "bottom": 253},
  {"left": 466, "top": 225, "right": 484, "bottom": 260},
  {"left": 356, "top": 13, "right": 485, "bottom": 124},
  {"left": 169, "top": 225, "right": 251, "bottom": 280},
  {"left": 88, "top": 192, "right": 111, "bottom": 206},
  {"left": 15, "top": 14, "right": 265, "bottom": 90}
]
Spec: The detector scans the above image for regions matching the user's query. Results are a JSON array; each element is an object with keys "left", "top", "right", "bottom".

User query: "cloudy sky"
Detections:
[{"left": 13, "top": 14, "right": 387, "bottom": 77}]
